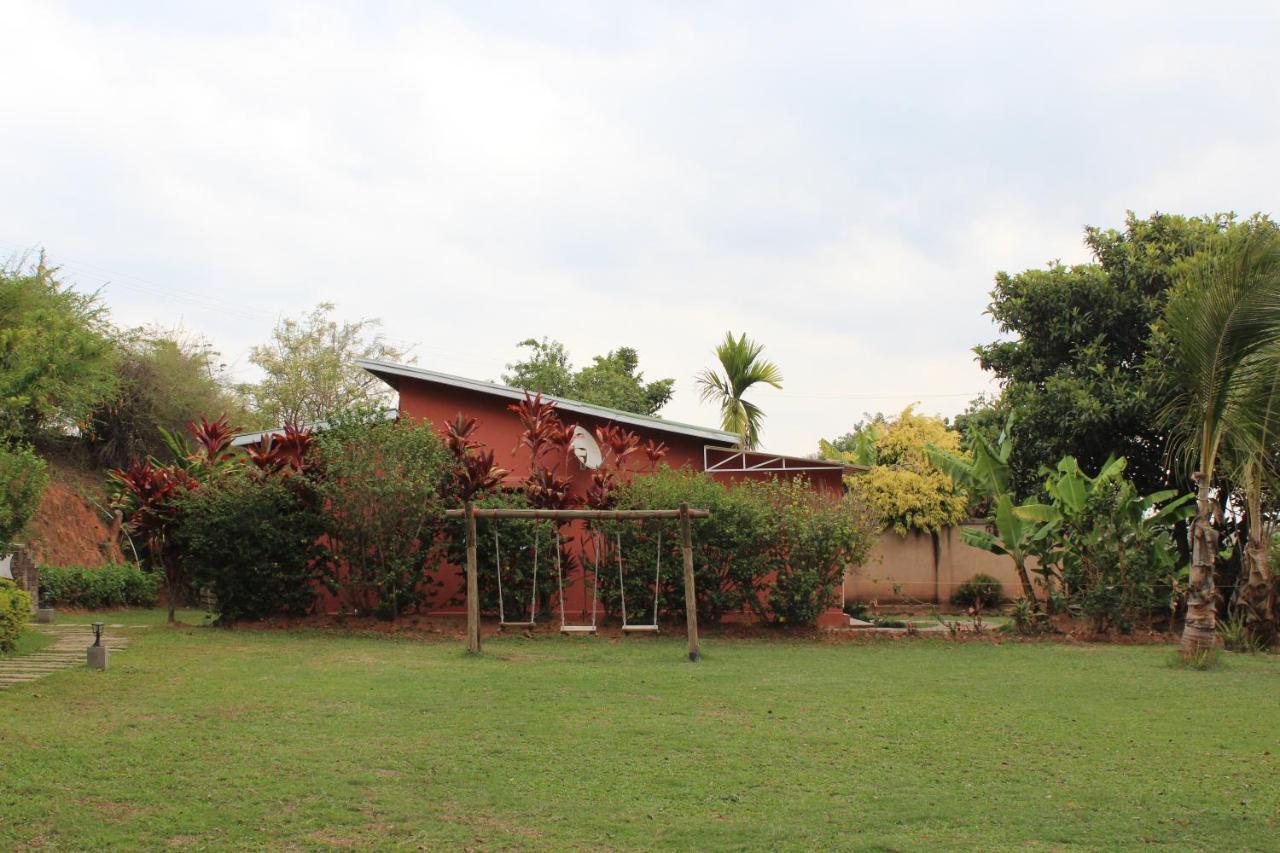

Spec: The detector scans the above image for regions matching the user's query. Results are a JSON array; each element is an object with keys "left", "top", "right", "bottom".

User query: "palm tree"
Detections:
[
  {"left": 1220, "top": 343, "right": 1280, "bottom": 644},
  {"left": 695, "top": 332, "right": 783, "bottom": 450},
  {"left": 1160, "top": 227, "right": 1280, "bottom": 657}
]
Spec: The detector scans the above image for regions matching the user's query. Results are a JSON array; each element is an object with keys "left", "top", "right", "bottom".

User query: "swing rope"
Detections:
[
  {"left": 493, "top": 524, "right": 539, "bottom": 626},
  {"left": 616, "top": 525, "right": 663, "bottom": 631}
]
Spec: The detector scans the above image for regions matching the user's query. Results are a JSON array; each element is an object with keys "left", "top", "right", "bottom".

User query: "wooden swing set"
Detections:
[{"left": 445, "top": 503, "right": 709, "bottom": 662}]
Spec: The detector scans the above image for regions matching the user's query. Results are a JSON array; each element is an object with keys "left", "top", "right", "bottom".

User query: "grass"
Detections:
[
  {"left": 1, "top": 627, "right": 55, "bottom": 658},
  {"left": 2, "top": 613, "right": 1278, "bottom": 850}
]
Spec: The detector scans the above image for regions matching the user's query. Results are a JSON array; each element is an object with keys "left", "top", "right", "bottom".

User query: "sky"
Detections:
[{"left": 2, "top": 1, "right": 1278, "bottom": 453}]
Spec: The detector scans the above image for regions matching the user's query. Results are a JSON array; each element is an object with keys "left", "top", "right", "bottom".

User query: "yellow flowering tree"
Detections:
[{"left": 820, "top": 405, "right": 969, "bottom": 536}]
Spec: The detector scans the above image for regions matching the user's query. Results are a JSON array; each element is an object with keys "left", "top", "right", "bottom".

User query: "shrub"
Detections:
[
  {"left": 444, "top": 489, "right": 561, "bottom": 620},
  {"left": 174, "top": 470, "right": 324, "bottom": 625},
  {"left": 1218, "top": 615, "right": 1266, "bottom": 654},
  {"left": 1054, "top": 478, "right": 1181, "bottom": 634},
  {"left": 312, "top": 409, "right": 454, "bottom": 619},
  {"left": 746, "top": 477, "right": 879, "bottom": 625},
  {"left": 0, "top": 443, "right": 48, "bottom": 552},
  {"left": 607, "top": 466, "right": 772, "bottom": 624},
  {"left": 38, "top": 564, "right": 160, "bottom": 609},
  {"left": 0, "top": 579, "right": 31, "bottom": 653},
  {"left": 951, "top": 573, "right": 1004, "bottom": 610}
]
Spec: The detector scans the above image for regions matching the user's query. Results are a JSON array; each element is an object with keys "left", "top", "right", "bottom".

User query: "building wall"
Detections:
[{"left": 844, "top": 523, "right": 1031, "bottom": 606}]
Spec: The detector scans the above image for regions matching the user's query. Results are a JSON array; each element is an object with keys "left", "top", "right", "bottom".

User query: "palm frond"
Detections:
[{"left": 1159, "top": 227, "right": 1280, "bottom": 480}]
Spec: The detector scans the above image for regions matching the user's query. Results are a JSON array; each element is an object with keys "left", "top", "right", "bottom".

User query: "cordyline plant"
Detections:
[
  {"left": 244, "top": 422, "right": 315, "bottom": 480},
  {"left": 444, "top": 413, "right": 507, "bottom": 501},
  {"left": 508, "top": 393, "right": 575, "bottom": 510},
  {"left": 112, "top": 415, "right": 240, "bottom": 623}
]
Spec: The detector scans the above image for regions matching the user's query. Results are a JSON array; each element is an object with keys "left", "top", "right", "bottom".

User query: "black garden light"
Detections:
[{"left": 87, "top": 622, "right": 109, "bottom": 670}]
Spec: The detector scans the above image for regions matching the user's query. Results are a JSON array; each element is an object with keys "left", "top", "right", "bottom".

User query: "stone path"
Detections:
[{"left": 0, "top": 624, "right": 133, "bottom": 689}]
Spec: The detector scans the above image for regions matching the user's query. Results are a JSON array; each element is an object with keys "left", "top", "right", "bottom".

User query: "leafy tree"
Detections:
[
  {"left": 175, "top": 469, "right": 325, "bottom": 625},
  {"left": 501, "top": 338, "right": 675, "bottom": 416},
  {"left": 241, "top": 303, "right": 407, "bottom": 425},
  {"left": 974, "top": 213, "right": 1239, "bottom": 498},
  {"left": 312, "top": 408, "right": 456, "bottom": 619},
  {"left": 86, "top": 329, "right": 258, "bottom": 468},
  {"left": 820, "top": 406, "right": 968, "bottom": 536},
  {"left": 695, "top": 331, "right": 782, "bottom": 449},
  {"left": 0, "top": 255, "right": 117, "bottom": 440},
  {"left": 1158, "top": 226, "right": 1280, "bottom": 656},
  {"left": 575, "top": 348, "right": 674, "bottom": 416},
  {"left": 502, "top": 338, "right": 574, "bottom": 397},
  {"left": 0, "top": 442, "right": 48, "bottom": 552}
]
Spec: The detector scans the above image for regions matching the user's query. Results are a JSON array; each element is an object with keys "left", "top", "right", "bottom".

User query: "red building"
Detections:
[
  {"left": 356, "top": 358, "right": 852, "bottom": 495},
  {"left": 236, "top": 359, "right": 856, "bottom": 625}
]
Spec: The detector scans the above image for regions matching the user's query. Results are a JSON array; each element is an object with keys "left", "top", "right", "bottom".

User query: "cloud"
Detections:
[{"left": 1, "top": 1, "right": 1277, "bottom": 452}]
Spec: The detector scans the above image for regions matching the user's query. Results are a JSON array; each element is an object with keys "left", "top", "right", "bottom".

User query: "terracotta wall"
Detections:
[{"left": 844, "top": 524, "right": 1031, "bottom": 606}]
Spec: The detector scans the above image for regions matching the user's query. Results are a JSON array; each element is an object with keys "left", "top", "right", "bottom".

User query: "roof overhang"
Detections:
[
  {"left": 703, "top": 446, "right": 868, "bottom": 477},
  {"left": 229, "top": 408, "right": 399, "bottom": 447},
  {"left": 356, "top": 358, "right": 740, "bottom": 446}
]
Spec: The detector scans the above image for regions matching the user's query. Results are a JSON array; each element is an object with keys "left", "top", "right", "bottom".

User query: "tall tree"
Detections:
[
  {"left": 0, "top": 254, "right": 117, "bottom": 440},
  {"left": 241, "top": 303, "right": 407, "bottom": 425},
  {"left": 501, "top": 338, "right": 675, "bottom": 416},
  {"left": 86, "top": 328, "right": 258, "bottom": 468},
  {"left": 1159, "top": 226, "right": 1280, "bottom": 656},
  {"left": 820, "top": 406, "right": 969, "bottom": 536},
  {"left": 695, "top": 331, "right": 782, "bottom": 450},
  {"left": 1220, "top": 349, "right": 1280, "bottom": 643},
  {"left": 974, "top": 213, "right": 1236, "bottom": 498}
]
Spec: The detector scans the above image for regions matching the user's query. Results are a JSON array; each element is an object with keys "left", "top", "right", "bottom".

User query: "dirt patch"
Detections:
[{"left": 23, "top": 458, "right": 124, "bottom": 567}]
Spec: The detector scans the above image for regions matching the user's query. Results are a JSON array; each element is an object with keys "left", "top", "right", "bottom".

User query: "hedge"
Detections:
[{"left": 38, "top": 564, "right": 160, "bottom": 609}]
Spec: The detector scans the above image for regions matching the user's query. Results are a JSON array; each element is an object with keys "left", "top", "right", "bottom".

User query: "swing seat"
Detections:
[
  {"left": 560, "top": 625, "right": 598, "bottom": 634},
  {"left": 621, "top": 624, "right": 659, "bottom": 633},
  {"left": 499, "top": 621, "right": 536, "bottom": 629}
]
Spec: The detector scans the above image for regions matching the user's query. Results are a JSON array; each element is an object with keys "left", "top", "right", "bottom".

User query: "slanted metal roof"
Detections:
[
  {"left": 356, "top": 358, "right": 740, "bottom": 445},
  {"left": 229, "top": 408, "right": 398, "bottom": 446},
  {"left": 703, "top": 446, "right": 868, "bottom": 476}
]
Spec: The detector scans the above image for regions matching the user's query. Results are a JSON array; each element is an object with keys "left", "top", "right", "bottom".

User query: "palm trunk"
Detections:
[
  {"left": 1180, "top": 472, "right": 1219, "bottom": 656},
  {"left": 1237, "top": 479, "right": 1276, "bottom": 644}
]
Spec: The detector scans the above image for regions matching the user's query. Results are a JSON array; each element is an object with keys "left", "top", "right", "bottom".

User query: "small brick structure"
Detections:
[{"left": 6, "top": 545, "right": 39, "bottom": 612}]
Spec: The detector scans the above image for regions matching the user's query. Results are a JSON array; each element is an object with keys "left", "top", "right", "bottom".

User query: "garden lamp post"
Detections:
[{"left": 87, "top": 621, "right": 108, "bottom": 670}]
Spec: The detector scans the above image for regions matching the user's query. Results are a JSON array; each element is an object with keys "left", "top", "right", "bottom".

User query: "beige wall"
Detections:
[{"left": 845, "top": 523, "right": 1029, "bottom": 606}]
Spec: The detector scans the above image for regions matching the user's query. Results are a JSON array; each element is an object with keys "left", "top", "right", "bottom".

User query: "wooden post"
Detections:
[
  {"left": 465, "top": 501, "right": 481, "bottom": 654},
  {"left": 679, "top": 502, "right": 700, "bottom": 662}
]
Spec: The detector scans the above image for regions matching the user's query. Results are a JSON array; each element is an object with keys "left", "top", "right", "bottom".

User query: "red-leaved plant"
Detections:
[{"left": 444, "top": 413, "right": 507, "bottom": 501}]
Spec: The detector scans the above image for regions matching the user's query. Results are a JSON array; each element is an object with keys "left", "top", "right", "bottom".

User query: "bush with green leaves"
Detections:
[
  {"left": 1035, "top": 457, "right": 1192, "bottom": 634},
  {"left": 313, "top": 409, "right": 455, "bottom": 619},
  {"left": 0, "top": 579, "right": 32, "bottom": 653},
  {"left": 744, "top": 477, "right": 879, "bottom": 625},
  {"left": 37, "top": 564, "right": 160, "bottom": 609},
  {"left": 444, "top": 489, "right": 561, "bottom": 620},
  {"left": 951, "top": 573, "right": 1004, "bottom": 610},
  {"left": 605, "top": 466, "right": 772, "bottom": 624},
  {"left": 603, "top": 469, "right": 878, "bottom": 626},
  {"left": 0, "top": 443, "right": 48, "bottom": 552},
  {"left": 174, "top": 470, "right": 324, "bottom": 625}
]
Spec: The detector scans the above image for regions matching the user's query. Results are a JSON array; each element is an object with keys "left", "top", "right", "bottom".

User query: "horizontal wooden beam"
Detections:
[{"left": 445, "top": 507, "right": 710, "bottom": 520}]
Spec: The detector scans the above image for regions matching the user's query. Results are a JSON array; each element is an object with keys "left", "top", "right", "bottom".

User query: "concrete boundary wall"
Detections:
[{"left": 844, "top": 524, "right": 1030, "bottom": 606}]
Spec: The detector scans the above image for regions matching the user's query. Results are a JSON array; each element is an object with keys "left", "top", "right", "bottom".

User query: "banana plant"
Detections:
[{"left": 926, "top": 417, "right": 1051, "bottom": 606}]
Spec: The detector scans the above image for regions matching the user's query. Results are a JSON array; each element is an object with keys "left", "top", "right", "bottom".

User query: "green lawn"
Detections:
[
  {"left": 1, "top": 627, "right": 55, "bottom": 658},
  {"left": 2, "top": 614, "right": 1278, "bottom": 850}
]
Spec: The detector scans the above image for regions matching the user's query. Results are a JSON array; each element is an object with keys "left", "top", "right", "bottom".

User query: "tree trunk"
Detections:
[
  {"left": 1233, "top": 522, "right": 1274, "bottom": 640},
  {"left": 1013, "top": 555, "right": 1039, "bottom": 611},
  {"left": 1180, "top": 473, "right": 1219, "bottom": 656}
]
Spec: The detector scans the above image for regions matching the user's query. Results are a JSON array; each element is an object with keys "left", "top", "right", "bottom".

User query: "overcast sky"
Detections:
[{"left": 2, "top": 2, "right": 1277, "bottom": 453}]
